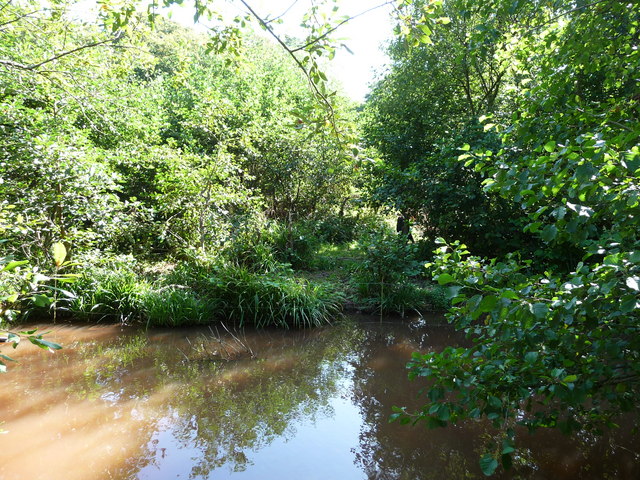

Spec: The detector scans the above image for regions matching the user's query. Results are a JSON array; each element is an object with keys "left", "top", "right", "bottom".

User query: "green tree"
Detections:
[
  {"left": 393, "top": 0, "right": 640, "bottom": 475},
  {"left": 361, "top": 0, "right": 530, "bottom": 256}
]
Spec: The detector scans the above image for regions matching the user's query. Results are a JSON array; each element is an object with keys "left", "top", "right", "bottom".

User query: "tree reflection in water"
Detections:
[
  {"left": 346, "top": 320, "right": 640, "bottom": 480},
  {"left": 0, "top": 318, "right": 638, "bottom": 480}
]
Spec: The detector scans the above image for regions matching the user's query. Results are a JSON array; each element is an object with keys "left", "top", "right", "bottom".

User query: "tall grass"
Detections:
[
  {"left": 64, "top": 268, "right": 149, "bottom": 323},
  {"left": 62, "top": 258, "right": 342, "bottom": 328},
  {"left": 208, "top": 265, "right": 343, "bottom": 328},
  {"left": 142, "top": 287, "right": 214, "bottom": 327}
]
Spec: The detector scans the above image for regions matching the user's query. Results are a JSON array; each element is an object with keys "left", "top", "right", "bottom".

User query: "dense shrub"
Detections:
[
  {"left": 311, "top": 215, "right": 359, "bottom": 244},
  {"left": 353, "top": 227, "right": 427, "bottom": 314},
  {"left": 269, "top": 222, "right": 319, "bottom": 270}
]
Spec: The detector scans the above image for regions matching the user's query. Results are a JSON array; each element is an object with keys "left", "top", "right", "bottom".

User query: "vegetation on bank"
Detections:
[
  {"left": 369, "top": 0, "right": 640, "bottom": 475},
  {"left": 2, "top": 219, "right": 449, "bottom": 329},
  {"left": 1, "top": 0, "right": 639, "bottom": 475}
]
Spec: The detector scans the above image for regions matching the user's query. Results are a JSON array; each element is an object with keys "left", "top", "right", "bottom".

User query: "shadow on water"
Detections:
[{"left": 0, "top": 316, "right": 638, "bottom": 479}]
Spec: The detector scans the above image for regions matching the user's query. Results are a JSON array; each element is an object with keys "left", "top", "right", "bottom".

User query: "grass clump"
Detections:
[
  {"left": 62, "top": 254, "right": 343, "bottom": 328},
  {"left": 208, "top": 264, "right": 343, "bottom": 328},
  {"left": 141, "top": 287, "right": 215, "bottom": 327},
  {"left": 65, "top": 264, "right": 149, "bottom": 323}
]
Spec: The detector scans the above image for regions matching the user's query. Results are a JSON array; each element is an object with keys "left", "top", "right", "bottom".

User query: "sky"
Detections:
[{"left": 253, "top": 0, "right": 395, "bottom": 101}]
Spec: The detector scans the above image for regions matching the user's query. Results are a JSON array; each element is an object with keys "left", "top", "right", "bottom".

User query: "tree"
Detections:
[
  {"left": 361, "top": 0, "right": 531, "bottom": 256},
  {"left": 392, "top": 0, "right": 640, "bottom": 474},
  {"left": 1, "top": 1, "right": 365, "bottom": 371}
]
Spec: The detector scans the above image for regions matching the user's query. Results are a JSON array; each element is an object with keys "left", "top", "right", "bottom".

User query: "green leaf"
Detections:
[
  {"left": 446, "top": 286, "right": 464, "bottom": 300},
  {"left": 524, "top": 351, "right": 539, "bottom": 363},
  {"left": 500, "top": 290, "right": 519, "bottom": 300},
  {"left": 0, "top": 354, "right": 16, "bottom": 363},
  {"left": 544, "top": 140, "right": 556, "bottom": 152},
  {"left": 478, "top": 295, "right": 498, "bottom": 313},
  {"left": 480, "top": 454, "right": 499, "bottom": 476},
  {"left": 501, "top": 438, "right": 515, "bottom": 455},
  {"left": 540, "top": 224, "right": 558, "bottom": 242},
  {"left": 620, "top": 295, "right": 637, "bottom": 313},
  {"left": 530, "top": 303, "right": 549, "bottom": 319},
  {"left": 1, "top": 260, "right": 29, "bottom": 272},
  {"left": 437, "top": 404, "right": 451, "bottom": 421},
  {"left": 389, "top": 413, "right": 403, "bottom": 422},
  {"left": 28, "top": 337, "right": 62, "bottom": 351},
  {"left": 436, "top": 273, "right": 455, "bottom": 285},
  {"left": 32, "top": 294, "right": 52, "bottom": 308}
]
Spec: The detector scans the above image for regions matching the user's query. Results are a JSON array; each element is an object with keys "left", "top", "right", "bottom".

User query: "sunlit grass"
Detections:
[{"left": 208, "top": 265, "right": 344, "bottom": 328}]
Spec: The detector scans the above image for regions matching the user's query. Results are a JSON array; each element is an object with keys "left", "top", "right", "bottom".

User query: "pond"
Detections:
[{"left": 0, "top": 315, "right": 638, "bottom": 479}]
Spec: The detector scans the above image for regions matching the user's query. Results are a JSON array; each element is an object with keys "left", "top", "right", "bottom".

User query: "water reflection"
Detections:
[{"left": 0, "top": 317, "right": 638, "bottom": 480}]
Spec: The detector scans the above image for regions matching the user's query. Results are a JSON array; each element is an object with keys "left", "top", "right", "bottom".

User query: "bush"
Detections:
[
  {"left": 353, "top": 227, "right": 428, "bottom": 314},
  {"left": 312, "top": 215, "right": 359, "bottom": 244},
  {"left": 270, "top": 221, "right": 318, "bottom": 270}
]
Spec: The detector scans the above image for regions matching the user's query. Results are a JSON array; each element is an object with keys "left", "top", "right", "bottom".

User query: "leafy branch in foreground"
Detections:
[
  {"left": 393, "top": 237, "right": 639, "bottom": 475},
  {"left": 0, "top": 242, "right": 75, "bottom": 372},
  {"left": 0, "top": 329, "right": 62, "bottom": 373},
  {"left": 390, "top": 0, "right": 640, "bottom": 475}
]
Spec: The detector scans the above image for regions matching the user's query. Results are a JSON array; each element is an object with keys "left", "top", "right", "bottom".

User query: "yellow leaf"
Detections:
[{"left": 52, "top": 242, "right": 67, "bottom": 267}]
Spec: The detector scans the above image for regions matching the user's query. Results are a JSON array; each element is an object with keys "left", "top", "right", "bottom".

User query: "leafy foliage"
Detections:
[
  {"left": 0, "top": 241, "right": 73, "bottom": 371},
  {"left": 353, "top": 227, "right": 433, "bottom": 314},
  {"left": 361, "top": 0, "right": 530, "bottom": 257},
  {"left": 389, "top": 0, "right": 640, "bottom": 474}
]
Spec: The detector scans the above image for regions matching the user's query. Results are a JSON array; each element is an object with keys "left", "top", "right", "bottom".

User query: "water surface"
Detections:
[{"left": 1, "top": 316, "right": 637, "bottom": 479}]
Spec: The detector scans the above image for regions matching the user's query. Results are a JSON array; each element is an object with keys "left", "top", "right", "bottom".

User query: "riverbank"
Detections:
[{"left": 5, "top": 237, "right": 448, "bottom": 330}]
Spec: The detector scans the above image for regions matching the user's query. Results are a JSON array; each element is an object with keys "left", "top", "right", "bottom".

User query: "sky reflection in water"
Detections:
[{"left": 0, "top": 317, "right": 637, "bottom": 480}]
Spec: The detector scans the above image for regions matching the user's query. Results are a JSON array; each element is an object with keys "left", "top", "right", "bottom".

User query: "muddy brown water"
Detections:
[{"left": 0, "top": 315, "right": 637, "bottom": 480}]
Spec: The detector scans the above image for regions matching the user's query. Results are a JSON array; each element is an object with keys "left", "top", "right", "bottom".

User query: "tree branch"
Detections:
[
  {"left": 526, "top": 0, "right": 613, "bottom": 33},
  {"left": 0, "top": 33, "right": 122, "bottom": 72},
  {"left": 265, "top": 0, "right": 300, "bottom": 25},
  {"left": 237, "top": 0, "right": 339, "bottom": 133},
  {"left": 0, "top": 8, "right": 41, "bottom": 29},
  {"left": 290, "top": 0, "right": 395, "bottom": 53}
]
